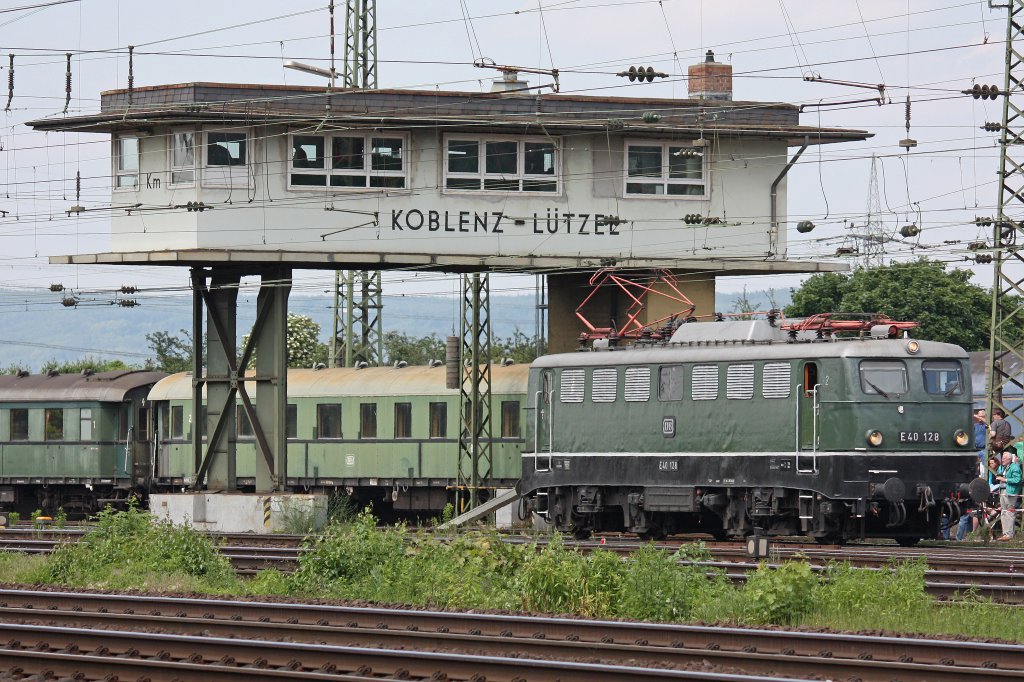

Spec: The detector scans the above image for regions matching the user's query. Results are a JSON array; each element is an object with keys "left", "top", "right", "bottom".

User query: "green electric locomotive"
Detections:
[{"left": 519, "top": 318, "right": 987, "bottom": 544}]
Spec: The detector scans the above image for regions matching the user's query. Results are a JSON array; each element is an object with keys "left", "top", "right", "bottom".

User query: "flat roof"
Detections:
[
  {"left": 26, "top": 82, "right": 871, "bottom": 146},
  {"left": 49, "top": 248, "right": 849, "bottom": 274}
]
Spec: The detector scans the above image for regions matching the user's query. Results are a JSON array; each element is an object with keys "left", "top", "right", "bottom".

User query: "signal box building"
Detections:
[{"left": 30, "top": 55, "right": 868, "bottom": 353}]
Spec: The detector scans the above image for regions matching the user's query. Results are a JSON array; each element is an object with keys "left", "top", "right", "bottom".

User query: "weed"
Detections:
[
  {"left": 53, "top": 508, "right": 67, "bottom": 530},
  {"left": 6, "top": 512, "right": 18, "bottom": 525},
  {"left": 741, "top": 560, "right": 819, "bottom": 625}
]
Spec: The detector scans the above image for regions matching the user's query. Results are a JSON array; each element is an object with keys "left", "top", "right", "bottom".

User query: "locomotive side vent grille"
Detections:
[
  {"left": 624, "top": 367, "right": 651, "bottom": 402},
  {"left": 762, "top": 362, "right": 792, "bottom": 399},
  {"left": 592, "top": 368, "right": 618, "bottom": 402},
  {"left": 727, "top": 364, "right": 755, "bottom": 400},
  {"left": 560, "top": 369, "right": 585, "bottom": 403},
  {"left": 692, "top": 364, "right": 719, "bottom": 400}
]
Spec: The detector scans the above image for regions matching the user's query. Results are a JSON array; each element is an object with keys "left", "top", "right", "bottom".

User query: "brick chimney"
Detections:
[{"left": 687, "top": 50, "right": 732, "bottom": 101}]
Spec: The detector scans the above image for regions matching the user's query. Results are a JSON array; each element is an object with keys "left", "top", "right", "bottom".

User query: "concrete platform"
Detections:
[{"left": 150, "top": 492, "right": 328, "bottom": 533}]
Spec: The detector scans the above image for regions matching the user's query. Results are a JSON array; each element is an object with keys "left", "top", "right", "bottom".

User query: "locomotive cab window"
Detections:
[
  {"left": 10, "top": 408, "right": 28, "bottom": 441},
  {"left": 859, "top": 360, "right": 908, "bottom": 397},
  {"left": 922, "top": 361, "right": 963, "bottom": 395},
  {"left": 659, "top": 365, "right": 684, "bottom": 401}
]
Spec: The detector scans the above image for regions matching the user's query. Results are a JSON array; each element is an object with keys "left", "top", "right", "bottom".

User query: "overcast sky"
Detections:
[{"left": 0, "top": 0, "right": 1007, "bottom": 312}]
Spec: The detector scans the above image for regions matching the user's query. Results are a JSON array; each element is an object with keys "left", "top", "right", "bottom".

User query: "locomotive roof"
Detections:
[
  {"left": 0, "top": 370, "right": 168, "bottom": 403},
  {"left": 148, "top": 364, "right": 531, "bottom": 401},
  {"left": 531, "top": 337, "right": 967, "bottom": 368}
]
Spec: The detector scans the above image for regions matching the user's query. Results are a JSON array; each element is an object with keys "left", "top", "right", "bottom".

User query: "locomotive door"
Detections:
[
  {"left": 533, "top": 369, "right": 553, "bottom": 472},
  {"left": 796, "top": 361, "right": 820, "bottom": 473}
]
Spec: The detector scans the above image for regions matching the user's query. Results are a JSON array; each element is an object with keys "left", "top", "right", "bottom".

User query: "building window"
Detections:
[
  {"left": 288, "top": 133, "right": 407, "bottom": 189},
  {"left": 10, "top": 408, "right": 28, "bottom": 441},
  {"left": 592, "top": 368, "right": 618, "bottom": 403},
  {"left": 80, "top": 408, "right": 93, "bottom": 441},
  {"left": 360, "top": 403, "right": 377, "bottom": 439},
  {"left": 501, "top": 401, "right": 520, "bottom": 438},
  {"left": 429, "top": 402, "right": 446, "bottom": 439},
  {"left": 137, "top": 407, "right": 149, "bottom": 442},
  {"left": 624, "top": 367, "right": 651, "bottom": 402},
  {"left": 114, "top": 136, "right": 139, "bottom": 189},
  {"left": 726, "top": 364, "right": 755, "bottom": 400},
  {"left": 44, "top": 408, "right": 63, "bottom": 441},
  {"left": 170, "top": 131, "right": 195, "bottom": 184},
  {"left": 317, "top": 404, "right": 341, "bottom": 439},
  {"left": 444, "top": 136, "right": 557, "bottom": 193},
  {"left": 559, "top": 369, "right": 585, "bottom": 403},
  {"left": 394, "top": 403, "right": 412, "bottom": 439},
  {"left": 171, "top": 405, "right": 184, "bottom": 439},
  {"left": 624, "top": 141, "right": 706, "bottom": 197},
  {"left": 286, "top": 404, "right": 297, "bottom": 439},
  {"left": 659, "top": 366, "right": 685, "bottom": 401},
  {"left": 692, "top": 365, "right": 719, "bottom": 400},
  {"left": 204, "top": 130, "right": 248, "bottom": 187}
]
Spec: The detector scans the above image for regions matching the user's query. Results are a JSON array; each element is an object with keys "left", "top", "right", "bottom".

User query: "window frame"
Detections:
[
  {"left": 9, "top": 408, "right": 28, "bottom": 442},
  {"left": 316, "top": 403, "right": 342, "bottom": 440},
  {"left": 501, "top": 400, "right": 521, "bottom": 438},
  {"left": 44, "top": 408, "right": 64, "bottom": 442},
  {"left": 359, "top": 402, "right": 378, "bottom": 439},
  {"left": 623, "top": 139, "right": 708, "bottom": 199},
  {"left": 168, "top": 129, "right": 197, "bottom": 187},
  {"left": 287, "top": 131, "right": 409, "bottom": 192},
  {"left": 170, "top": 405, "right": 185, "bottom": 439},
  {"left": 113, "top": 135, "right": 140, "bottom": 192},
  {"left": 394, "top": 402, "right": 413, "bottom": 439},
  {"left": 442, "top": 134, "right": 560, "bottom": 195},
  {"left": 80, "top": 408, "right": 93, "bottom": 441},
  {"left": 428, "top": 402, "right": 447, "bottom": 439},
  {"left": 202, "top": 128, "right": 250, "bottom": 188}
]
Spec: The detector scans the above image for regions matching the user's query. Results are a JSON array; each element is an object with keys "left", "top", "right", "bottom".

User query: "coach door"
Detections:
[
  {"left": 796, "top": 361, "right": 820, "bottom": 473},
  {"left": 533, "top": 369, "right": 553, "bottom": 472}
]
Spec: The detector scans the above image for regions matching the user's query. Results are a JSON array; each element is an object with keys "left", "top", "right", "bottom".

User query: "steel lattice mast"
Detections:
[
  {"left": 988, "top": 0, "right": 1024, "bottom": 434},
  {"left": 331, "top": 0, "right": 383, "bottom": 368},
  {"left": 458, "top": 274, "right": 493, "bottom": 512}
]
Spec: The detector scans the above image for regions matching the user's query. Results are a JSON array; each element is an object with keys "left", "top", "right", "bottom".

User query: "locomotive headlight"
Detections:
[
  {"left": 866, "top": 429, "right": 884, "bottom": 447},
  {"left": 954, "top": 429, "right": 970, "bottom": 447},
  {"left": 906, "top": 340, "right": 920, "bottom": 354}
]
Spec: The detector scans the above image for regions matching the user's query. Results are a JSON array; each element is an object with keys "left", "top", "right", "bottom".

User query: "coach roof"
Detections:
[{"left": 0, "top": 370, "right": 168, "bottom": 403}]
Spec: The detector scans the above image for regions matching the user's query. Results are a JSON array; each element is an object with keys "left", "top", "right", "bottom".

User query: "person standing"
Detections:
[
  {"left": 975, "top": 408, "right": 988, "bottom": 475},
  {"left": 991, "top": 408, "right": 1012, "bottom": 454},
  {"left": 997, "top": 449, "right": 1023, "bottom": 541}
]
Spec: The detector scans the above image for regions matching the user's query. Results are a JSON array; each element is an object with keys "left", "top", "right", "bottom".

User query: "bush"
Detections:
[{"left": 741, "top": 560, "right": 819, "bottom": 625}]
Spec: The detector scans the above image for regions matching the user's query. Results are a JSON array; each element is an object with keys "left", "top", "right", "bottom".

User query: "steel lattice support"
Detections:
[
  {"left": 988, "top": 0, "right": 1024, "bottom": 435},
  {"left": 330, "top": 0, "right": 381, "bottom": 368},
  {"left": 458, "top": 273, "right": 493, "bottom": 512},
  {"left": 190, "top": 267, "right": 291, "bottom": 492}
]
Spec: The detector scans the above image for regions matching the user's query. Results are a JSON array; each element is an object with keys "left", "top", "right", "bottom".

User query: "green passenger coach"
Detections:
[{"left": 148, "top": 364, "right": 529, "bottom": 515}]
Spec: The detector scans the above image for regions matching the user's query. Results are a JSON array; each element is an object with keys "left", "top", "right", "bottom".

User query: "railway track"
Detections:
[
  {"left": 3, "top": 530, "right": 1024, "bottom": 602},
  {"left": 0, "top": 588, "right": 1021, "bottom": 681}
]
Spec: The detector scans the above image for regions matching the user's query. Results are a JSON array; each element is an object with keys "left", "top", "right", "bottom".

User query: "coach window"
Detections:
[
  {"left": 360, "top": 403, "right": 377, "bottom": 439},
  {"left": 114, "top": 135, "right": 139, "bottom": 190},
  {"left": 204, "top": 130, "right": 248, "bottom": 187},
  {"left": 395, "top": 403, "right": 412, "bottom": 439},
  {"left": 625, "top": 141, "right": 706, "bottom": 198},
  {"left": 137, "top": 407, "right": 150, "bottom": 442},
  {"left": 922, "top": 360, "right": 963, "bottom": 395},
  {"left": 859, "top": 360, "right": 908, "bottom": 397},
  {"left": 117, "top": 407, "right": 129, "bottom": 441},
  {"left": 10, "top": 408, "right": 28, "bottom": 441},
  {"left": 658, "top": 366, "right": 685, "bottom": 401},
  {"left": 501, "top": 401, "right": 520, "bottom": 438},
  {"left": 169, "top": 131, "right": 196, "bottom": 185},
  {"left": 286, "top": 404, "right": 297, "bottom": 439},
  {"left": 170, "top": 405, "right": 184, "bottom": 439},
  {"left": 428, "top": 402, "right": 447, "bottom": 439},
  {"left": 444, "top": 136, "right": 558, "bottom": 193},
  {"left": 317, "top": 404, "right": 341, "bottom": 439},
  {"left": 79, "top": 408, "right": 93, "bottom": 441},
  {"left": 237, "top": 410, "right": 254, "bottom": 439},
  {"left": 44, "top": 408, "right": 64, "bottom": 441}
]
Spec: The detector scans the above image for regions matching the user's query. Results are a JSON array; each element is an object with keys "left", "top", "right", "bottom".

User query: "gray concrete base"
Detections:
[{"left": 150, "top": 492, "right": 328, "bottom": 533}]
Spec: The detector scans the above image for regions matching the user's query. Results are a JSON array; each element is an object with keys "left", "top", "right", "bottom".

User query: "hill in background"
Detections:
[{"left": 0, "top": 288, "right": 790, "bottom": 370}]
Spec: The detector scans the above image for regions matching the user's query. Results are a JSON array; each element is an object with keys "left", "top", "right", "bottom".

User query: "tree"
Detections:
[
  {"left": 785, "top": 259, "right": 1017, "bottom": 351},
  {"left": 40, "top": 357, "right": 133, "bottom": 374},
  {"left": 493, "top": 328, "right": 543, "bottom": 364},
  {"left": 383, "top": 331, "right": 445, "bottom": 366},
  {"left": 145, "top": 329, "right": 196, "bottom": 373},
  {"left": 241, "top": 313, "right": 328, "bottom": 369}
]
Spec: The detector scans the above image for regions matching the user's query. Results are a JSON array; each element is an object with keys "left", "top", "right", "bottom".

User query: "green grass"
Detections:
[{"left": 1, "top": 506, "right": 1023, "bottom": 643}]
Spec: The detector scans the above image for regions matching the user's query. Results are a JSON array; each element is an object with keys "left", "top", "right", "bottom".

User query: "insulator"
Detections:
[
  {"left": 127, "top": 45, "right": 134, "bottom": 103},
  {"left": 119, "top": 285, "right": 138, "bottom": 294},
  {"left": 48, "top": 283, "right": 63, "bottom": 293},
  {"left": 976, "top": 254, "right": 994, "bottom": 264},
  {"left": 75, "top": 171, "right": 80, "bottom": 202},
  {"left": 641, "top": 111, "right": 662, "bottom": 123},
  {"left": 628, "top": 65, "right": 639, "bottom": 82},
  {"left": 983, "top": 122, "right": 1003, "bottom": 132},
  {"left": 796, "top": 220, "right": 815, "bottom": 233},
  {"left": 605, "top": 118, "right": 624, "bottom": 130},
  {"left": 61, "top": 297, "right": 77, "bottom": 307},
  {"left": 972, "top": 83, "right": 982, "bottom": 99},
  {"left": 598, "top": 215, "right": 622, "bottom": 226},
  {"left": 117, "top": 299, "right": 139, "bottom": 308},
  {"left": 968, "top": 241, "right": 986, "bottom": 250},
  {"left": 645, "top": 66, "right": 655, "bottom": 83},
  {"left": 904, "top": 95, "right": 911, "bottom": 134},
  {"left": 975, "top": 216, "right": 994, "bottom": 227},
  {"left": 982, "top": 85, "right": 990, "bottom": 99},
  {"left": 988, "top": 84, "right": 1001, "bottom": 99},
  {"left": 5, "top": 54, "right": 13, "bottom": 112},
  {"left": 1001, "top": 225, "right": 1014, "bottom": 241},
  {"left": 899, "top": 224, "right": 920, "bottom": 238},
  {"left": 684, "top": 214, "right": 702, "bottom": 225},
  {"left": 63, "top": 53, "right": 71, "bottom": 114}
]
